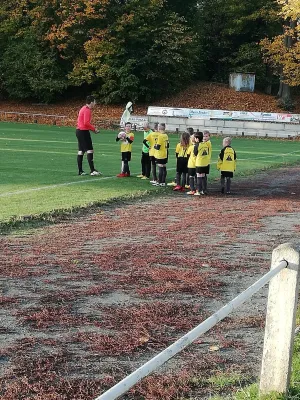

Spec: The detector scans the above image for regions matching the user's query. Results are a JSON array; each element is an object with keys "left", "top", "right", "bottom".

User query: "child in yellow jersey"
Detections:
[
  {"left": 203, "top": 130, "right": 212, "bottom": 194},
  {"left": 153, "top": 123, "right": 169, "bottom": 186},
  {"left": 194, "top": 131, "right": 210, "bottom": 195},
  {"left": 186, "top": 133, "right": 199, "bottom": 195},
  {"left": 173, "top": 131, "right": 190, "bottom": 192},
  {"left": 116, "top": 122, "right": 134, "bottom": 177},
  {"left": 217, "top": 137, "right": 237, "bottom": 194},
  {"left": 143, "top": 122, "right": 159, "bottom": 183}
]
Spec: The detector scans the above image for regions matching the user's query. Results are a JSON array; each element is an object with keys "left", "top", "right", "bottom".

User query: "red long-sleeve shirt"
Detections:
[{"left": 76, "top": 105, "right": 95, "bottom": 131}]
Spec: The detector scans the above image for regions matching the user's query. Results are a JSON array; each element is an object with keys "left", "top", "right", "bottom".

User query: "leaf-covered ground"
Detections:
[
  {"left": 1, "top": 167, "right": 300, "bottom": 399},
  {"left": 0, "top": 82, "right": 299, "bottom": 128}
]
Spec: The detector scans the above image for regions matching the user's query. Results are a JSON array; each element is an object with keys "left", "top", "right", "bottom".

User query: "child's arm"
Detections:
[
  {"left": 143, "top": 139, "right": 150, "bottom": 148},
  {"left": 193, "top": 143, "right": 199, "bottom": 156},
  {"left": 126, "top": 136, "right": 134, "bottom": 144},
  {"left": 217, "top": 148, "right": 224, "bottom": 170},
  {"left": 234, "top": 149, "right": 237, "bottom": 171}
]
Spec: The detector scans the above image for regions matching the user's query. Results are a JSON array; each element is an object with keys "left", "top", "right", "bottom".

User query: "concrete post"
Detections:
[{"left": 260, "top": 243, "right": 300, "bottom": 395}]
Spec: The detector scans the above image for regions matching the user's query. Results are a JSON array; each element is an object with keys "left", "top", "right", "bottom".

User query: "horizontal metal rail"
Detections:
[
  {"left": 0, "top": 110, "right": 67, "bottom": 118},
  {"left": 95, "top": 260, "right": 290, "bottom": 400}
]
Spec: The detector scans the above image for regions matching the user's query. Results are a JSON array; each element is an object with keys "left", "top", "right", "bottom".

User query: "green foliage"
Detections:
[
  {"left": 0, "top": 35, "right": 67, "bottom": 102},
  {"left": 0, "top": 0, "right": 296, "bottom": 102},
  {"left": 195, "top": 0, "right": 282, "bottom": 84},
  {"left": 277, "top": 96, "right": 295, "bottom": 112},
  {"left": 69, "top": 0, "right": 198, "bottom": 103}
]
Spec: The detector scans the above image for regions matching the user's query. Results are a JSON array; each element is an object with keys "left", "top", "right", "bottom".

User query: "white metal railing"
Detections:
[
  {"left": 0, "top": 110, "right": 67, "bottom": 118},
  {"left": 94, "top": 243, "right": 300, "bottom": 400},
  {"left": 0, "top": 110, "right": 67, "bottom": 124}
]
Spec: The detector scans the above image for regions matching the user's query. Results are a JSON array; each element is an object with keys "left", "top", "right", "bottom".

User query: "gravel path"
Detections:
[{"left": 0, "top": 166, "right": 300, "bottom": 399}]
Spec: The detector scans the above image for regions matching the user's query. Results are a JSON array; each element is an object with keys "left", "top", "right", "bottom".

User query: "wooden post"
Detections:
[{"left": 260, "top": 243, "right": 300, "bottom": 395}]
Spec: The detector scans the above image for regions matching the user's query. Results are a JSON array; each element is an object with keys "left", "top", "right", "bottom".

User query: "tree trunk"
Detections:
[
  {"left": 277, "top": 19, "right": 296, "bottom": 102},
  {"left": 280, "top": 82, "right": 291, "bottom": 101}
]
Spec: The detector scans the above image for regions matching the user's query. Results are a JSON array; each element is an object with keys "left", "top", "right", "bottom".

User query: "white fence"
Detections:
[{"left": 94, "top": 243, "right": 300, "bottom": 400}]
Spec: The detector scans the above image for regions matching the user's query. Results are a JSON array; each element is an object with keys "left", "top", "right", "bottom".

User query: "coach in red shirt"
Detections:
[{"left": 76, "top": 95, "right": 102, "bottom": 176}]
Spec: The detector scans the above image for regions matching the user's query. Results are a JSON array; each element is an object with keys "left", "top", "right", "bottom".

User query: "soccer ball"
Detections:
[{"left": 118, "top": 131, "right": 126, "bottom": 140}]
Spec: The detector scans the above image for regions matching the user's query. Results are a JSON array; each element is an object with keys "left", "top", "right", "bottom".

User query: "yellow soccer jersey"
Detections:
[
  {"left": 217, "top": 146, "right": 236, "bottom": 172},
  {"left": 154, "top": 133, "right": 169, "bottom": 160},
  {"left": 187, "top": 144, "right": 196, "bottom": 168},
  {"left": 120, "top": 131, "right": 135, "bottom": 152},
  {"left": 175, "top": 143, "right": 189, "bottom": 158},
  {"left": 145, "top": 131, "right": 160, "bottom": 157},
  {"left": 195, "top": 141, "right": 210, "bottom": 167}
]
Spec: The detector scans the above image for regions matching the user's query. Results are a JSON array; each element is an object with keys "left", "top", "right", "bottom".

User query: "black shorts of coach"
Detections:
[
  {"left": 121, "top": 151, "right": 132, "bottom": 162},
  {"left": 76, "top": 129, "right": 93, "bottom": 152}
]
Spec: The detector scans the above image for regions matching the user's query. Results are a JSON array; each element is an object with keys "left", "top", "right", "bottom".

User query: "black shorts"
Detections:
[
  {"left": 188, "top": 168, "right": 196, "bottom": 177},
  {"left": 221, "top": 171, "right": 233, "bottom": 178},
  {"left": 76, "top": 129, "right": 93, "bottom": 152},
  {"left": 156, "top": 158, "right": 168, "bottom": 165},
  {"left": 176, "top": 158, "right": 188, "bottom": 174},
  {"left": 196, "top": 166, "right": 209, "bottom": 174},
  {"left": 121, "top": 151, "right": 132, "bottom": 162}
]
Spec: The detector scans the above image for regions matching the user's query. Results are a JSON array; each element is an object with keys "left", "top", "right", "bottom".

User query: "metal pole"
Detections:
[{"left": 95, "top": 260, "right": 289, "bottom": 400}]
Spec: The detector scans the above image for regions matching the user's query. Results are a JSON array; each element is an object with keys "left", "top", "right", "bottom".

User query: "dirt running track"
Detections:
[{"left": 1, "top": 167, "right": 300, "bottom": 400}]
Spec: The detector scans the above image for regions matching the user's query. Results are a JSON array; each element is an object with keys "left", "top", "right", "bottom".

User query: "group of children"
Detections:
[{"left": 116, "top": 122, "right": 237, "bottom": 195}]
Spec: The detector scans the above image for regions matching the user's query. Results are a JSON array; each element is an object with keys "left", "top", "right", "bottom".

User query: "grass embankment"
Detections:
[{"left": 205, "top": 309, "right": 300, "bottom": 400}]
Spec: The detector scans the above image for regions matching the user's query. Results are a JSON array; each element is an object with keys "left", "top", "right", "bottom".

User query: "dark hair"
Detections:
[
  {"left": 86, "top": 95, "right": 95, "bottom": 105},
  {"left": 125, "top": 122, "right": 132, "bottom": 127},
  {"left": 187, "top": 127, "right": 194, "bottom": 135},
  {"left": 194, "top": 132, "right": 203, "bottom": 142}
]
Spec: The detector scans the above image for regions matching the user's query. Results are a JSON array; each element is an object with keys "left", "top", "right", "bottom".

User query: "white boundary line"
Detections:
[
  {"left": 0, "top": 169, "right": 177, "bottom": 198},
  {"left": 0, "top": 176, "right": 115, "bottom": 198}
]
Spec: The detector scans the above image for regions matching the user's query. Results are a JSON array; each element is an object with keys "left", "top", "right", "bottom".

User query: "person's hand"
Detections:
[{"left": 95, "top": 129, "right": 99, "bottom": 134}]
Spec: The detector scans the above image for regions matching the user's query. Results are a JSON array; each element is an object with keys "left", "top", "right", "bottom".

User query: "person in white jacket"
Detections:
[{"left": 120, "top": 101, "right": 133, "bottom": 127}]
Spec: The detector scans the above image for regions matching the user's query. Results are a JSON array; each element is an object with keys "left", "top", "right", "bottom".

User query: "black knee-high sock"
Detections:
[
  {"left": 123, "top": 160, "right": 129, "bottom": 174},
  {"left": 158, "top": 166, "right": 163, "bottom": 183},
  {"left": 189, "top": 176, "right": 195, "bottom": 191},
  {"left": 176, "top": 172, "right": 180, "bottom": 186},
  {"left": 221, "top": 176, "right": 225, "bottom": 192},
  {"left": 203, "top": 175, "right": 207, "bottom": 192},
  {"left": 87, "top": 153, "right": 95, "bottom": 172},
  {"left": 77, "top": 154, "right": 84, "bottom": 173},
  {"left": 163, "top": 166, "right": 167, "bottom": 183},
  {"left": 182, "top": 173, "right": 186, "bottom": 187},
  {"left": 226, "top": 177, "right": 231, "bottom": 193},
  {"left": 197, "top": 176, "right": 203, "bottom": 192},
  {"left": 152, "top": 161, "right": 157, "bottom": 181}
]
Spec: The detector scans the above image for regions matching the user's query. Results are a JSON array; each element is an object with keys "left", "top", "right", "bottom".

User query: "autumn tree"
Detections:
[
  {"left": 260, "top": 0, "right": 300, "bottom": 106},
  {"left": 0, "top": 0, "right": 69, "bottom": 101},
  {"left": 66, "top": 0, "right": 198, "bottom": 103},
  {"left": 196, "top": 0, "right": 281, "bottom": 90}
]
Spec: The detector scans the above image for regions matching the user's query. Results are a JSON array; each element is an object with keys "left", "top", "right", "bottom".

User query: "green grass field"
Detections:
[{"left": 1, "top": 121, "right": 300, "bottom": 223}]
